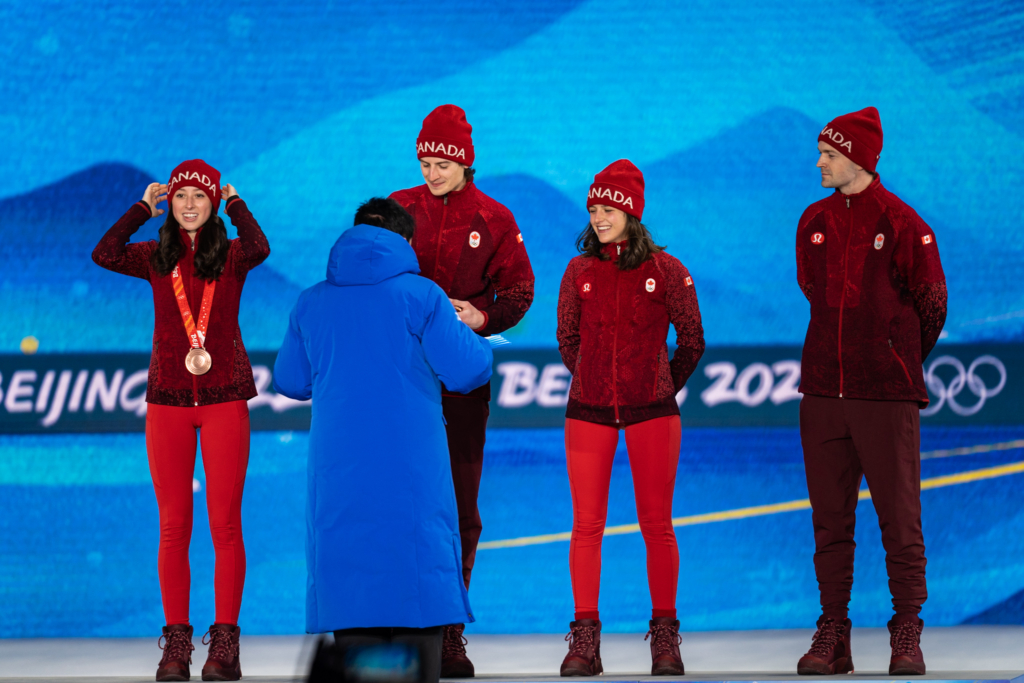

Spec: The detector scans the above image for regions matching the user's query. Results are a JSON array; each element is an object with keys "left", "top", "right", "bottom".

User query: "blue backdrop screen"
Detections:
[{"left": 2, "top": 0, "right": 1024, "bottom": 637}]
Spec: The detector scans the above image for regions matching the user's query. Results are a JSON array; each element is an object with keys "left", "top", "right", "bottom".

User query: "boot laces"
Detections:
[
  {"left": 203, "top": 628, "right": 239, "bottom": 661},
  {"left": 158, "top": 630, "right": 195, "bottom": 665},
  {"left": 890, "top": 622, "right": 921, "bottom": 657},
  {"left": 565, "top": 624, "right": 597, "bottom": 657},
  {"left": 807, "top": 619, "right": 844, "bottom": 657},
  {"left": 442, "top": 625, "right": 468, "bottom": 659},
  {"left": 645, "top": 623, "right": 681, "bottom": 657}
]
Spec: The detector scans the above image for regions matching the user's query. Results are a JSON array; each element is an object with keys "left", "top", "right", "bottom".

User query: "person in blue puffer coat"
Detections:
[{"left": 272, "top": 197, "right": 493, "bottom": 681}]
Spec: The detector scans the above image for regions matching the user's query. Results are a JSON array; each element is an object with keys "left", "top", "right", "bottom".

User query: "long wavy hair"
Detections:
[
  {"left": 150, "top": 213, "right": 230, "bottom": 280},
  {"left": 575, "top": 214, "right": 664, "bottom": 271}
]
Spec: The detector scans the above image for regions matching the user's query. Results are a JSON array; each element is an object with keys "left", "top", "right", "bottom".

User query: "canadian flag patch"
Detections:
[
  {"left": 922, "top": 234, "right": 933, "bottom": 245},
  {"left": 874, "top": 233, "right": 885, "bottom": 250},
  {"left": 516, "top": 233, "right": 523, "bottom": 243},
  {"left": 685, "top": 276, "right": 693, "bottom": 287},
  {"left": 646, "top": 278, "right": 656, "bottom": 292},
  {"left": 811, "top": 232, "right": 824, "bottom": 244},
  {"left": 469, "top": 231, "right": 481, "bottom": 248}
]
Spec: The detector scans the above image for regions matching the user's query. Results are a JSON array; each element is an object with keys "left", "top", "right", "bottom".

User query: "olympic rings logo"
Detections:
[{"left": 921, "top": 355, "right": 1007, "bottom": 417}]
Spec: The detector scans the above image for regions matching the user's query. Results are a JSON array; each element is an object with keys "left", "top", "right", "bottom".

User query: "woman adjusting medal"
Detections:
[{"left": 92, "top": 159, "right": 270, "bottom": 682}]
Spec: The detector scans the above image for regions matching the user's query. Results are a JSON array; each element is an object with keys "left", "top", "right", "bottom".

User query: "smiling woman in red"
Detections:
[
  {"left": 92, "top": 159, "right": 269, "bottom": 682},
  {"left": 556, "top": 160, "right": 704, "bottom": 677}
]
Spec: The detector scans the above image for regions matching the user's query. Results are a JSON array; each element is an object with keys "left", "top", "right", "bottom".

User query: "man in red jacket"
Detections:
[
  {"left": 794, "top": 107, "right": 946, "bottom": 677},
  {"left": 390, "top": 104, "right": 535, "bottom": 678}
]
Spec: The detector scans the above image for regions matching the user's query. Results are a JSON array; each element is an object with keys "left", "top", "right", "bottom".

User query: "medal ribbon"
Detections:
[{"left": 171, "top": 265, "right": 216, "bottom": 349}]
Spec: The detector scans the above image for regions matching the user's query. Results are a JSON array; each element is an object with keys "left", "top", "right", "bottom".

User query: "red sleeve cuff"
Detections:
[
  {"left": 225, "top": 196, "right": 243, "bottom": 212},
  {"left": 475, "top": 309, "right": 490, "bottom": 335}
]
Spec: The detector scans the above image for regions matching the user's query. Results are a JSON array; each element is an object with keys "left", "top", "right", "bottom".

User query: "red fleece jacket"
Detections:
[
  {"left": 557, "top": 244, "right": 705, "bottom": 426},
  {"left": 796, "top": 176, "right": 947, "bottom": 405},
  {"left": 92, "top": 198, "right": 270, "bottom": 407},
  {"left": 390, "top": 180, "right": 535, "bottom": 400}
]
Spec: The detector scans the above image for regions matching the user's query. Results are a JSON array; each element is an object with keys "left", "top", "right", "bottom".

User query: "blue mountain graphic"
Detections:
[{"left": 0, "top": 163, "right": 300, "bottom": 352}]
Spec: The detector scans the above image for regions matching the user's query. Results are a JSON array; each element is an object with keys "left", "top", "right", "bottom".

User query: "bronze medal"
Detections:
[{"left": 185, "top": 348, "right": 212, "bottom": 375}]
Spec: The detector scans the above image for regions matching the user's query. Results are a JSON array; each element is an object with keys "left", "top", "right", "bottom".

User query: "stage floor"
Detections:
[{"left": 1, "top": 626, "right": 1022, "bottom": 682}]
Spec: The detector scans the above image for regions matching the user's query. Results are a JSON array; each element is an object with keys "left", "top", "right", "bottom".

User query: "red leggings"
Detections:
[
  {"left": 145, "top": 401, "right": 250, "bottom": 626},
  {"left": 565, "top": 416, "right": 681, "bottom": 621}
]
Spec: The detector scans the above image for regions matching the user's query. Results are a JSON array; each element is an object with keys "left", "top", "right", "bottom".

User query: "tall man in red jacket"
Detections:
[
  {"left": 390, "top": 104, "right": 535, "bottom": 678},
  {"left": 794, "top": 108, "right": 946, "bottom": 677}
]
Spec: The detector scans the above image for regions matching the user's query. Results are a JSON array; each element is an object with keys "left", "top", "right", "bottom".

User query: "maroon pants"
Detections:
[
  {"left": 442, "top": 395, "right": 489, "bottom": 588},
  {"left": 800, "top": 395, "right": 927, "bottom": 621}
]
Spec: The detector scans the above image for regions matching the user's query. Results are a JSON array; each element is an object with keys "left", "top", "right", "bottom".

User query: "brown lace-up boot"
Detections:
[
  {"left": 797, "top": 616, "right": 854, "bottom": 675},
  {"left": 560, "top": 619, "right": 603, "bottom": 677},
  {"left": 156, "top": 624, "right": 195, "bottom": 682},
  {"left": 888, "top": 618, "right": 926, "bottom": 675},
  {"left": 441, "top": 623, "right": 475, "bottom": 678},
  {"left": 201, "top": 624, "right": 241, "bottom": 681},
  {"left": 645, "top": 617, "right": 685, "bottom": 675}
]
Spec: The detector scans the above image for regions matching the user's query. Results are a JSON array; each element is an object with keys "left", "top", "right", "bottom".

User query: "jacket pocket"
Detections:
[{"left": 888, "top": 339, "right": 912, "bottom": 384}]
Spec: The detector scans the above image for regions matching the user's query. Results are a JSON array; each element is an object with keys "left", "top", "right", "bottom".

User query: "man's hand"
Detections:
[
  {"left": 141, "top": 183, "right": 167, "bottom": 217},
  {"left": 450, "top": 298, "right": 485, "bottom": 331}
]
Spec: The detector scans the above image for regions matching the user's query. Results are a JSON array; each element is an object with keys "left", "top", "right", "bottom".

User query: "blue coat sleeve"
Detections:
[
  {"left": 273, "top": 301, "right": 313, "bottom": 400},
  {"left": 420, "top": 285, "right": 493, "bottom": 393}
]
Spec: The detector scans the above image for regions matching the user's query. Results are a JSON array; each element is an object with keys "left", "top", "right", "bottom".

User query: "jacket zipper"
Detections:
[
  {"left": 190, "top": 237, "right": 199, "bottom": 407},
  {"left": 612, "top": 244, "right": 622, "bottom": 424},
  {"left": 837, "top": 196, "right": 852, "bottom": 398},
  {"left": 435, "top": 194, "right": 449, "bottom": 282},
  {"left": 889, "top": 339, "right": 912, "bottom": 383}
]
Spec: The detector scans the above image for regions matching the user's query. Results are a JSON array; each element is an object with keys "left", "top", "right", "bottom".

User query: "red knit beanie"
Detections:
[
  {"left": 587, "top": 159, "right": 645, "bottom": 220},
  {"left": 167, "top": 159, "right": 222, "bottom": 213},
  {"left": 818, "top": 107, "right": 883, "bottom": 172},
  {"left": 417, "top": 105, "right": 474, "bottom": 166}
]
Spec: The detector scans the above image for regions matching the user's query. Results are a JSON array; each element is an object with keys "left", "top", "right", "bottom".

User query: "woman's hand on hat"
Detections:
[
  {"left": 222, "top": 183, "right": 238, "bottom": 202},
  {"left": 141, "top": 183, "right": 167, "bottom": 217}
]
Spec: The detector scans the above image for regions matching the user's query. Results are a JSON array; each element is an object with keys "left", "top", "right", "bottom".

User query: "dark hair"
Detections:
[
  {"left": 151, "top": 214, "right": 229, "bottom": 280},
  {"left": 463, "top": 167, "right": 475, "bottom": 183},
  {"left": 575, "top": 214, "right": 665, "bottom": 270},
  {"left": 354, "top": 197, "right": 416, "bottom": 241}
]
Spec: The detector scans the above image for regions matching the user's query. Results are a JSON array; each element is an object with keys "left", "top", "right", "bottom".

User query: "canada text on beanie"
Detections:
[
  {"left": 167, "top": 159, "right": 222, "bottom": 213},
  {"left": 417, "top": 104, "right": 475, "bottom": 167},
  {"left": 587, "top": 159, "right": 645, "bottom": 220},
  {"left": 818, "top": 107, "right": 883, "bottom": 173}
]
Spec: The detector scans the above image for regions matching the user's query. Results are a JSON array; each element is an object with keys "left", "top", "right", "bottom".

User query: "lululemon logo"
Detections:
[
  {"left": 582, "top": 283, "right": 591, "bottom": 293},
  {"left": 469, "top": 231, "right": 481, "bottom": 248},
  {"left": 874, "top": 233, "right": 885, "bottom": 250},
  {"left": 417, "top": 141, "right": 467, "bottom": 160},
  {"left": 646, "top": 278, "right": 656, "bottom": 293},
  {"left": 684, "top": 276, "right": 693, "bottom": 287},
  {"left": 922, "top": 234, "right": 933, "bottom": 245},
  {"left": 811, "top": 232, "right": 824, "bottom": 245},
  {"left": 820, "top": 126, "right": 854, "bottom": 154}
]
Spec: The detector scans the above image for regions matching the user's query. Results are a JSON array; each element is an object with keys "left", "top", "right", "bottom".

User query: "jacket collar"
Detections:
[
  {"left": 831, "top": 174, "right": 882, "bottom": 208},
  {"left": 600, "top": 240, "right": 625, "bottom": 262},
  {"left": 423, "top": 179, "right": 476, "bottom": 205},
  {"left": 178, "top": 224, "right": 204, "bottom": 249}
]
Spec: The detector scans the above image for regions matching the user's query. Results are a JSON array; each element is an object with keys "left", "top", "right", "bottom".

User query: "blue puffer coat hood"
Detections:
[{"left": 326, "top": 224, "right": 419, "bottom": 287}]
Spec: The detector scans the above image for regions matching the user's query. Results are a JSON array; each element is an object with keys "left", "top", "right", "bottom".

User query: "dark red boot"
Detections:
[
  {"left": 441, "top": 623, "right": 475, "bottom": 678},
  {"left": 156, "top": 624, "right": 195, "bottom": 682},
  {"left": 889, "top": 618, "right": 926, "bottom": 675},
  {"left": 645, "top": 617, "right": 685, "bottom": 676},
  {"left": 201, "top": 624, "right": 241, "bottom": 681},
  {"left": 560, "top": 619, "right": 603, "bottom": 677},
  {"left": 797, "top": 616, "right": 854, "bottom": 675}
]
